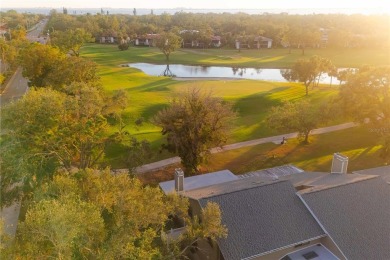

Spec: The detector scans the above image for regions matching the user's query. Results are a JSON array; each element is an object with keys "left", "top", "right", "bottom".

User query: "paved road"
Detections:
[
  {"left": 134, "top": 122, "right": 358, "bottom": 173},
  {"left": 0, "top": 68, "right": 29, "bottom": 105},
  {"left": 0, "top": 20, "right": 48, "bottom": 237}
]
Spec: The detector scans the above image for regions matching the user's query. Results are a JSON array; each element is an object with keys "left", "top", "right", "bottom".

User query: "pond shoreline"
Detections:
[{"left": 123, "top": 62, "right": 344, "bottom": 84}]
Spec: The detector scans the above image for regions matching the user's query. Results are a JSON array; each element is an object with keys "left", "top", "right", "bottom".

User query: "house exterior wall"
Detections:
[
  {"left": 246, "top": 237, "right": 344, "bottom": 260},
  {"left": 188, "top": 198, "right": 203, "bottom": 218},
  {"left": 254, "top": 238, "right": 323, "bottom": 260},
  {"left": 318, "top": 236, "right": 346, "bottom": 259}
]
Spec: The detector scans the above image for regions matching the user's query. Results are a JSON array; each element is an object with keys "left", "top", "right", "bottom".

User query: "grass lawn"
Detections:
[
  {"left": 139, "top": 126, "right": 387, "bottom": 186},
  {"left": 80, "top": 43, "right": 388, "bottom": 167},
  {"left": 82, "top": 43, "right": 389, "bottom": 68}
]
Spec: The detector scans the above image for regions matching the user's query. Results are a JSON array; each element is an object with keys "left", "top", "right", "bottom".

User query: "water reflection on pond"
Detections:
[{"left": 126, "top": 63, "right": 341, "bottom": 84}]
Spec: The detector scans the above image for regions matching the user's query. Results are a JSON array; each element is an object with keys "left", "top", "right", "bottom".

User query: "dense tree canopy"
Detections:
[
  {"left": 19, "top": 43, "right": 65, "bottom": 87},
  {"left": 5, "top": 169, "right": 227, "bottom": 259},
  {"left": 0, "top": 10, "right": 43, "bottom": 30},
  {"left": 339, "top": 66, "right": 390, "bottom": 160},
  {"left": 50, "top": 28, "right": 93, "bottom": 56},
  {"left": 19, "top": 43, "right": 99, "bottom": 89},
  {"left": 0, "top": 38, "right": 18, "bottom": 74},
  {"left": 155, "top": 88, "right": 236, "bottom": 174},
  {"left": 45, "top": 11, "right": 389, "bottom": 50}
]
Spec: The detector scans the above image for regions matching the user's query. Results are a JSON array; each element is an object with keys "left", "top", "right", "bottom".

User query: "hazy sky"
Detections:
[{"left": 1, "top": 0, "right": 389, "bottom": 10}]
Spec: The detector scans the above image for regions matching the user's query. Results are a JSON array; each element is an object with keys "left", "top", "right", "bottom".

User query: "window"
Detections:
[{"left": 302, "top": 251, "right": 319, "bottom": 260}]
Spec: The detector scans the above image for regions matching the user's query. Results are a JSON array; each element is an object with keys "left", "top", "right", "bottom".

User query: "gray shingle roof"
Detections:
[
  {"left": 301, "top": 177, "right": 390, "bottom": 260},
  {"left": 353, "top": 165, "right": 390, "bottom": 183},
  {"left": 197, "top": 179, "right": 325, "bottom": 260},
  {"left": 287, "top": 172, "right": 376, "bottom": 193}
]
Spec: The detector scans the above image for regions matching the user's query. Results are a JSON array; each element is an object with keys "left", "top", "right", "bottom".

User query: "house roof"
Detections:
[
  {"left": 239, "top": 165, "right": 304, "bottom": 180},
  {"left": 353, "top": 165, "right": 390, "bottom": 183},
  {"left": 254, "top": 36, "right": 273, "bottom": 42},
  {"left": 283, "top": 171, "right": 376, "bottom": 193},
  {"left": 211, "top": 36, "right": 221, "bottom": 41},
  {"left": 194, "top": 178, "right": 325, "bottom": 260},
  {"left": 301, "top": 176, "right": 390, "bottom": 260},
  {"left": 159, "top": 170, "right": 238, "bottom": 194},
  {"left": 101, "top": 33, "right": 118, "bottom": 37},
  {"left": 136, "top": 33, "right": 160, "bottom": 40},
  {"left": 179, "top": 30, "right": 199, "bottom": 34}
]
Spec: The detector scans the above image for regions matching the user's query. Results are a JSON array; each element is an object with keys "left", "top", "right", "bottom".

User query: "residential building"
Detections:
[
  {"left": 235, "top": 36, "right": 273, "bottom": 50},
  {"left": 134, "top": 33, "right": 160, "bottom": 47},
  {"left": 254, "top": 36, "right": 273, "bottom": 49},
  {"left": 160, "top": 155, "right": 390, "bottom": 260}
]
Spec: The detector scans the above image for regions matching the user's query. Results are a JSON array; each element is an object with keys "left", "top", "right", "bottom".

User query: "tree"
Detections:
[
  {"left": 267, "top": 100, "right": 327, "bottom": 143},
  {"left": 176, "top": 201, "right": 227, "bottom": 256},
  {"left": 0, "top": 38, "right": 17, "bottom": 72},
  {"left": 298, "top": 26, "right": 321, "bottom": 55},
  {"left": 281, "top": 55, "right": 330, "bottom": 96},
  {"left": 0, "top": 74, "right": 5, "bottom": 84},
  {"left": 0, "top": 86, "right": 110, "bottom": 206},
  {"left": 10, "top": 27, "right": 27, "bottom": 41},
  {"left": 19, "top": 43, "right": 64, "bottom": 87},
  {"left": 12, "top": 197, "right": 105, "bottom": 259},
  {"left": 19, "top": 44, "right": 99, "bottom": 89},
  {"left": 313, "top": 57, "right": 333, "bottom": 87},
  {"left": 45, "top": 56, "right": 101, "bottom": 90},
  {"left": 154, "top": 88, "right": 236, "bottom": 175},
  {"left": 280, "top": 25, "right": 300, "bottom": 54},
  {"left": 155, "top": 32, "right": 182, "bottom": 62},
  {"left": 50, "top": 28, "right": 93, "bottom": 56},
  {"left": 338, "top": 66, "right": 390, "bottom": 159},
  {"left": 337, "top": 68, "right": 356, "bottom": 85},
  {"left": 118, "top": 42, "right": 129, "bottom": 50}
]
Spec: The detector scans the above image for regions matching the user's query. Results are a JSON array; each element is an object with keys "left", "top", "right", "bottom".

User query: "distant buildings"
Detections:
[
  {"left": 235, "top": 35, "right": 273, "bottom": 50},
  {"left": 134, "top": 33, "right": 160, "bottom": 47}
]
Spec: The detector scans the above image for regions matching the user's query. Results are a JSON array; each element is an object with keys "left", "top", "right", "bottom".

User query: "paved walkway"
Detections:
[{"left": 134, "top": 122, "right": 358, "bottom": 174}]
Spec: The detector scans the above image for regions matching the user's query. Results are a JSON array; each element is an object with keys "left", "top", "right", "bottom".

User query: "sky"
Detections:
[{"left": 1, "top": 0, "right": 389, "bottom": 11}]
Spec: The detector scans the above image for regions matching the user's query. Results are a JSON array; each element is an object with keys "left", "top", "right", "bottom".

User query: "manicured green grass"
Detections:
[
  {"left": 80, "top": 43, "right": 387, "bottom": 167},
  {"left": 190, "top": 126, "right": 386, "bottom": 175},
  {"left": 139, "top": 126, "right": 387, "bottom": 186},
  {"left": 82, "top": 44, "right": 341, "bottom": 142},
  {"left": 82, "top": 43, "right": 389, "bottom": 68}
]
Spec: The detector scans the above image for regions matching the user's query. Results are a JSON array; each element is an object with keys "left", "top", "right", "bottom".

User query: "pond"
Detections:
[{"left": 126, "top": 63, "right": 343, "bottom": 84}]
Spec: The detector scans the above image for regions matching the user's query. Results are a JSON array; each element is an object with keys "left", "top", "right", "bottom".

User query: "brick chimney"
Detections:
[
  {"left": 174, "top": 168, "right": 184, "bottom": 192},
  {"left": 331, "top": 153, "right": 349, "bottom": 174}
]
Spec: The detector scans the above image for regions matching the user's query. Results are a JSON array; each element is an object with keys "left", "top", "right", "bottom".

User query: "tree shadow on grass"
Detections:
[
  {"left": 233, "top": 86, "right": 289, "bottom": 117},
  {"left": 141, "top": 103, "right": 169, "bottom": 121},
  {"left": 130, "top": 78, "right": 176, "bottom": 93}
]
